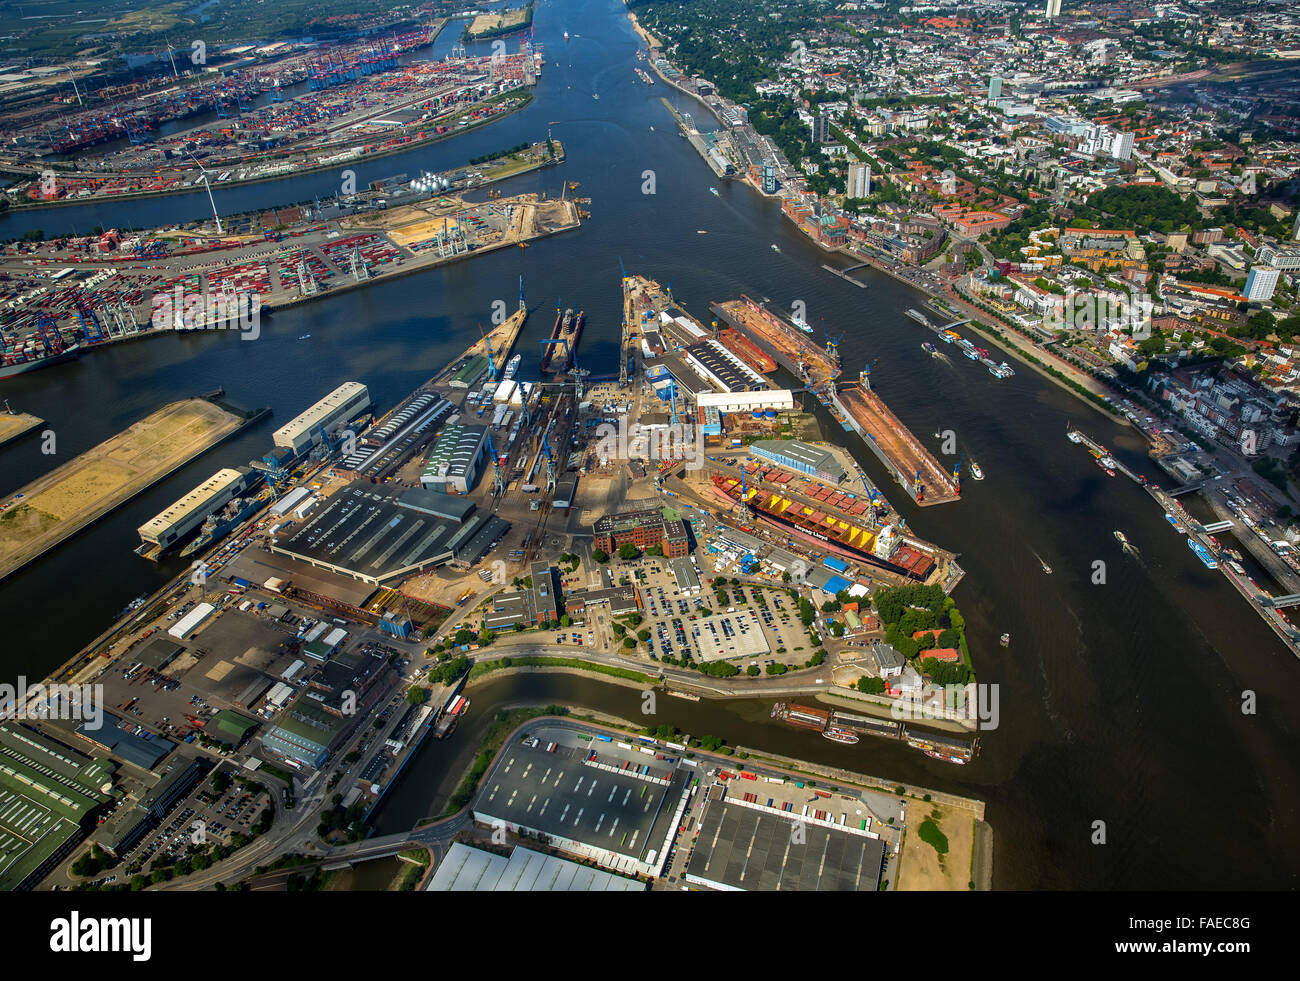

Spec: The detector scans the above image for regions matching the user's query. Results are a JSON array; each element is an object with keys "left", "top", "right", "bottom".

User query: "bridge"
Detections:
[
  {"left": 1168, "top": 481, "right": 1206, "bottom": 497},
  {"left": 1199, "top": 519, "right": 1234, "bottom": 534},
  {"left": 937, "top": 320, "right": 971, "bottom": 332},
  {"left": 821, "top": 263, "right": 869, "bottom": 288},
  {"left": 1261, "top": 593, "right": 1300, "bottom": 610}
]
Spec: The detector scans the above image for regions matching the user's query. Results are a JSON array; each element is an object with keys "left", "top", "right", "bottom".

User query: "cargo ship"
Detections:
[
  {"left": 541, "top": 307, "right": 584, "bottom": 374},
  {"left": 179, "top": 489, "right": 270, "bottom": 557},
  {"left": 772, "top": 702, "right": 831, "bottom": 731},
  {"left": 1188, "top": 537, "right": 1219, "bottom": 569},
  {"left": 714, "top": 473, "right": 934, "bottom": 580},
  {"left": 1, "top": 343, "right": 81, "bottom": 379}
]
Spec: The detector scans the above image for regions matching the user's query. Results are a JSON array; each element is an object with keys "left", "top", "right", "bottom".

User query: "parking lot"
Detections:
[{"left": 608, "top": 561, "right": 819, "bottom": 668}]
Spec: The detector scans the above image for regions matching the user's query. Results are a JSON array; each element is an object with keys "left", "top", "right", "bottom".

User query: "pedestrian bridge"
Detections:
[
  {"left": 1200, "top": 520, "right": 1234, "bottom": 533},
  {"left": 1263, "top": 594, "right": 1300, "bottom": 609}
]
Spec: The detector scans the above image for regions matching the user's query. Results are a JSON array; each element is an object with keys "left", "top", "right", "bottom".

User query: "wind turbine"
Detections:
[{"left": 183, "top": 149, "right": 224, "bottom": 235}]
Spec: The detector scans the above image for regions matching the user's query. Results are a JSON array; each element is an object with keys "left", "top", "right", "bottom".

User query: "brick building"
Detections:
[{"left": 593, "top": 508, "right": 690, "bottom": 557}]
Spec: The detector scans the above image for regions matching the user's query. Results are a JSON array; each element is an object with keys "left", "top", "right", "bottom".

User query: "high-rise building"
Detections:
[
  {"left": 1244, "top": 266, "right": 1280, "bottom": 303},
  {"left": 988, "top": 76, "right": 1002, "bottom": 102},
  {"left": 1045, "top": 0, "right": 1062, "bottom": 19},
  {"left": 814, "top": 111, "right": 834, "bottom": 144},
  {"left": 1111, "top": 130, "right": 1134, "bottom": 160},
  {"left": 847, "top": 159, "right": 872, "bottom": 199},
  {"left": 1293, "top": 213, "right": 1300, "bottom": 242}
]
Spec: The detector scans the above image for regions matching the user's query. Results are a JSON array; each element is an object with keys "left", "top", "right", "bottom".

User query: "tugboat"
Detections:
[
  {"left": 970, "top": 461, "right": 984, "bottom": 480},
  {"left": 1000, "top": 632, "right": 1010, "bottom": 647},
  {"left": 823, "top": 726, "right": 860, "bottom": 745}
]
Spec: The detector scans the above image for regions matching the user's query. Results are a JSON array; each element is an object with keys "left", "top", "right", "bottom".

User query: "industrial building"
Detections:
[
  {"left": 696, "top": 389, "right": 795, "bottom": 414},
  {"left": 593, "top": 507, "right": 691, "bottom": 558},
  {"left": 669, "top": 555, "right": 701, "bottom": 595},
  {"left": 685, "top": 782, "right": 886, "bottom": 891},
  {"left": 448, "top": 355, "right": 490, "bottom": 389},
  {"left": 472, "top": 730, "right": 690, "bottom": 878},
  {"left": 260, "top": 695, "right": 353, "bottom": 768},
  {"left": 750, "top": 439, "right": 847, "bottom": 482},
  {"left": 272, "top": 381, "right": 371, "bottom": 456},
  {"left": 337, "top": 393, "right": 454, "bottom": 483},
  {"left": 420, "top": 422, "right": 491, "bottom": 494},
  {"left": 682, "top": 339, "right": 767, "bottom": 393},
  {"left": 427, "top": 843, "right": 645, "bottom": 891},
  {"left": 76, "top": 712, "right": 176, "bottom": 770},
  {"left": 270, "top": 481, "right": 510, "bottom": 586},
  {"left": 137, "top": 467, "right": 254, "bottom": 552},
  {"left": 483, "top": 561, "right": 558, "bottom": 630},
  {"left": 0, "top": 723, "right": 117, "bottom": 891}
]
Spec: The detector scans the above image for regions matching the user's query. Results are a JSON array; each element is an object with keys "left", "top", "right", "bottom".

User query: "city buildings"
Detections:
[{"left": 593, "top": 507, "right": 691, "bottom": 557}]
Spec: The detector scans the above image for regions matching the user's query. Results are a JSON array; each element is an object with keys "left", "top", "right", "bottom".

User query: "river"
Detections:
[{"left": 0, "top": 0, "right": 1296, "bottom": 890}]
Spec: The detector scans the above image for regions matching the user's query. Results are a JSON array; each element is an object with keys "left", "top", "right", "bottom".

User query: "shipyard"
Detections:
[{"left": 3, "top": 259, "right": 987, "bottom": 894}]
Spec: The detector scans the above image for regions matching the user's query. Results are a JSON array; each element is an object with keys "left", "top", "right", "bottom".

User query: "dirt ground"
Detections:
[
  {"left": 896, "top": 801, "right": 975, "bottom": 891},
  {"left": 0, "top": 398, "right": 242, "bottom": 579}
]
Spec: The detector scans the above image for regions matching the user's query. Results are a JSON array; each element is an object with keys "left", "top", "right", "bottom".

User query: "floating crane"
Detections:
[{"left": 858, "top": 358, "right": 878, "bottom": 390}]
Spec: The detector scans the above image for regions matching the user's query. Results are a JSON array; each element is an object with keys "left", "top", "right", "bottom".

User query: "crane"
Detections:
[
  {"left": 824, "top": 329, "right": 843, "bottom": 365},
  {"left": 481, "top": 325, "right": 497, "bottom": 382},
  {"left": 858, "top": 358, "right": 878, "bottom": 390},
  {"left": 484, "top": 431, "right": 506, "bottom": 497},
  {"left": 617, "top": 255, "right": 628, "bottom": 281}
]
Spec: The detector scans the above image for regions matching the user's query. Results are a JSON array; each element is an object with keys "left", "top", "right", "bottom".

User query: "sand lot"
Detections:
[
  {"left": 896, "top": 801, "right": 975, "bottom": 891},
  {"left": 0, "top": 398, "right": 242, "bottom": 580}
]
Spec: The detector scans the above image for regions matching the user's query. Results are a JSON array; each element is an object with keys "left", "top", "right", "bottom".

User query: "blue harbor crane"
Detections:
[
  {"left": 481, "top": 325, "right": 498, "bottom": 382},
  {"left": 858, "top": 358, "right": 878, "bottom": 390},
  {"left": 824, "top": 329, "right": 843, "bottom": 365},
  {"left": 484, "top": 431, "right": 506, "bottom": 497},
  {"left": 75, "top": 302, "right": 105, "bottom": 344}
]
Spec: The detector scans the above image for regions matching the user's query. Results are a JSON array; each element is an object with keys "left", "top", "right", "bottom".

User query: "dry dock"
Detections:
[
  {"left": 0, "top": 398, "right": 252, "bottom": 581},
  {"left": 832, "top": 382, "right": 959, "bottom": 506},
  {"left": 710, "top": 297, "right": 839, "bottom": 388},
  {"left": 0, "top": 412, "right": 43, "bottom": 448}
]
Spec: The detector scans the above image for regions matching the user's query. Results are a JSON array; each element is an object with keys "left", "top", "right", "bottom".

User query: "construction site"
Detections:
[{"left": 0, "top": 396, "right": 265, "bottom": 581}]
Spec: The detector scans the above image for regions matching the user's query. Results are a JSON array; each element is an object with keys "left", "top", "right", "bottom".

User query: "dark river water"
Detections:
[{"left": 1, "top": 0, "right": 1296, "bottom": 890}]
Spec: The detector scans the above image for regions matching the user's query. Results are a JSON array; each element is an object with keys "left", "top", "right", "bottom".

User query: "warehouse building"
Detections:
[
  {"left": 448, "top": 355, "right": 490, "bottom": 389},
  {"left": 137, "top": 467, "right": 253, "bottom": 552},
  {"left": 270, "top": 481, "right": 509, "bottom": 586},
  {"left": 750, "top": 439, "right": 847, "bottom": 482},
  {"left": 685, "top": 782, "right": 886, "bottom": 891},
  {"left": 427, "top": 843, "right": 644, "bottom": 891},
  {"left": 260, "top": 695, "right": 353, "bottom": 769},
  {"left": 420, "top": 422, "right": 491, "bottom": 494},
  {"left": 0, "top": 723, "right": 117, "bottom": 890},
  {"left": 593, "top": 507, "right": 691, "bottom": 558},
  {"left": 696, "top": 389, "right": 795, "bottom": 414},
  {"left": 273, "top": 381, "right": 371, "bottom": 456}
]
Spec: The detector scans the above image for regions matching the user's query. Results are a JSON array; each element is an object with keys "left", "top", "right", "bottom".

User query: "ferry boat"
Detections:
[
  {"left": 1188, "top": 538, "right": 1219, "bottom": 569},
  {"left": 1097, "top": 455, "right": 1117, "bottom": 476},
  {"left": 905, "top": 309, "right": 930, "bottom": 328},
  {"left": 1067, "top": 429, "right": 1082, "bottom": 444},
  {"left": 1165, "top": 513, "right": 1184, "bottom": 532},
  {"left": 964, "top": 348, "right": 979, "bottom": 361},
  {"left": 823, "top": 726, "right": 860, "bottom": 745},
  {"left": 989, "top": 362, "right": 1014, "bottom": 379},
  {"left": 922, "top": 341, "right": 937, "bottom": 355},
  {"left": 791, "top": 314, "right": 813, "bottom": 333},
  {"left": 969, "top": 461, "right": 983, "bottom": 480}
]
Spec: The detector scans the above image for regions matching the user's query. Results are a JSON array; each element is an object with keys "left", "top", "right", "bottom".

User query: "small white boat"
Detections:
[
  {"left": 970, "top": 461, "right": 984, "bottom": 480},
  {"left": 697, "top": 230, "right": 707, "bottom": 234},
  {"left": 709, "top": 187, "right": 719, "bottom": 196},
  {"left": 771, "top": 244, "right": 780, "bottom": 252}
]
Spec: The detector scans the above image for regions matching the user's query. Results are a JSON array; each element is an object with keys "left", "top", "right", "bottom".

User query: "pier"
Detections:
[{"left": 1067, "top": 425, "right": 1300, "bottom": 659}]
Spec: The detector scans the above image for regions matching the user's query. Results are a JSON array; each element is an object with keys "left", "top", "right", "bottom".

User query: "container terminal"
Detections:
[
  {"left": 2, "top": 30, "right": 544, "bottom": 208},
  {"left": 0, "top": 143, "right": 578, "bottom": 379}
]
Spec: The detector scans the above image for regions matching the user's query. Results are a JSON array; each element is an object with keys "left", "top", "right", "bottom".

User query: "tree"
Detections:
[
  {"left": 637, "top": 629, "right": 651, "bottom": 641},
  {"left": 406, "top": 686, "right": 429, "bottom": 705},
  {"left": 857, "top": 676, "right": 886, "bottom": 694},
  {"left": 618, "top": 543, "right": 641, "bottom": 561},
  {"left": 592, "top": 549, "right": 609, "bottom": 563},
  {"left": 559, "top": 614, "right": 571, "bottom": 627},
  {"left": 623, "top": 637, "right": 637, "bottom": 649},
  {"left": 747, "top": 665, "right": 761, "bottom": 676}
]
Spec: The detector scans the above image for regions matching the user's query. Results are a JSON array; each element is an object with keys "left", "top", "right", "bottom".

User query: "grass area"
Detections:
[
  {"left": 256, "top": 763, "right": 295, "bottom": 786},
  {"left": 468, "top": 656, "right": 654, "bottom": 684},
  {"left": 918, "top": 819, "right": 949, "bottom": 855}
]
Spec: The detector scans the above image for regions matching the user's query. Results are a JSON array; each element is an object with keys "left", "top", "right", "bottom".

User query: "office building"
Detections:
[
  {"left": 1245, "top": 266, "right": 1280, "bottom": 303},
  {"left": 848, "top": 159, "right": 872, "bottom": 199},
  {"left": 987, "top": 76, "right": 1002, "bottom": 102}
]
